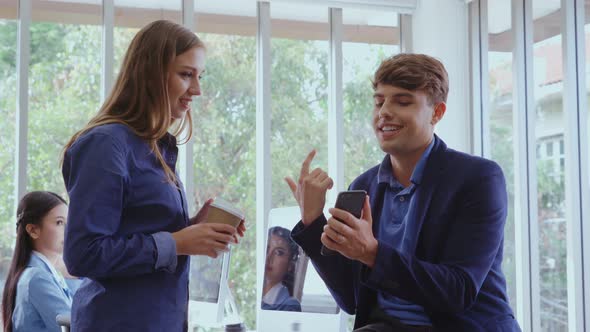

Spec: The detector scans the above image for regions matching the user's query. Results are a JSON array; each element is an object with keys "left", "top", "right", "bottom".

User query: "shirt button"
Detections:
[{"left": 399, "top": 196, "right": 405, "bottom": 202}]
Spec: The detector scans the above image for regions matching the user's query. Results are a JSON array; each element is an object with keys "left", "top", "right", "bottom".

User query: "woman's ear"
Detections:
[{"left": 25, "top": 224, "right": 40, "bottom": 240}]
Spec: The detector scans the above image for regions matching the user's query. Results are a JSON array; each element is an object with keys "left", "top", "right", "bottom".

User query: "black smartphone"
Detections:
[{"left": 321, "top": 190, "right": 367, "bottom": 256}]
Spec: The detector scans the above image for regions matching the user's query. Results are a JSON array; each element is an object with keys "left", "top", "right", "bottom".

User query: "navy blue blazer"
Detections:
[{"left": 292, "top": 136, "right": 521, "bottom": 331}]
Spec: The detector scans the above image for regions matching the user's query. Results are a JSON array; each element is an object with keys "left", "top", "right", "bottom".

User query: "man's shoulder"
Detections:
[{"left": 443, "top": 148, "right": 503, "bottom": 177}]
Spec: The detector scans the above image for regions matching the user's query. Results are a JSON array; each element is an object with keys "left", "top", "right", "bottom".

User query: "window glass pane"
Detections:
[
  {"left": 341, "top": 8, "right": 398, "bottom": 329},
  {"left": 270, "top": 3, "right": 329, "bottom": 208},
  {"left": 114, "top": 1, "right": 182, "bottom": 77},
  {"left": 28, "top": 0, "right": 101, "bottom": 196},
  {"left": 0, "top": 18, "right": 17, "bottom": 318},
  {"left": 342, "top": 8, "right": 399, "bottom": 188},
  {"left": 191, "top": 2, "right": 257, "bottom": 328},
  {"left": 533, "top": 3, "right": 567, "bottom": 330},
  {"left": 487, "top": 0, "right": 517, "bottom": 317}
]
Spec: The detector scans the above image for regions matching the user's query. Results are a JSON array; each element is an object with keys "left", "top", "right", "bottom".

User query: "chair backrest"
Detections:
[{"left": 56, "top": 313, "right": 70, "bottom": 332}]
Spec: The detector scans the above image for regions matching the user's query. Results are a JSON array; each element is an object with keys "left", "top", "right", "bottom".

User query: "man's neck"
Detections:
[{"left": 389, "top": 140, "right": 432, "bottom": 187}]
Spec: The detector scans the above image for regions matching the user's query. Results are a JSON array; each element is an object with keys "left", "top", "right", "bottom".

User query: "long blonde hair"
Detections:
[{"left": 63, "top": 20, "right": 204, "bottom": 183}]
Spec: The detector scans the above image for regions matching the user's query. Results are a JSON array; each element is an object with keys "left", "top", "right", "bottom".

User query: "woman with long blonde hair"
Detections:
[{"left": 61, "top": 20, "right": 245, "bottom": 331}]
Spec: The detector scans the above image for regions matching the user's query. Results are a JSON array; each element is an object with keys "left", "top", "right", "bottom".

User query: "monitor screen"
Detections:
[{"left": 261, "top": 207, "right": 339, "bottom": 314}]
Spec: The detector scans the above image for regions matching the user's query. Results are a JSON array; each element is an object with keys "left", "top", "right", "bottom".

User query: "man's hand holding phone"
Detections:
[
  {"left": 285, "top": 149, "right": 334, "bottom": 226},
  {"left": 322, "top": 196, "right": 378, "bottom": 268}
]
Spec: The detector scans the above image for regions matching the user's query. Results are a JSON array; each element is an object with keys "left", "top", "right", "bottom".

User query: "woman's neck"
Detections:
[
  {"left": 35, "top": 249, "right": 59, "bottom": 267},
  {"left": 263, "top": 280, "right": 279, "bottom": 296}
]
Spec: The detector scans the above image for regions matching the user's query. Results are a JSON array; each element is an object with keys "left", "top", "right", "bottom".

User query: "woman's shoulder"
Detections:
[
  {"left": 72, "top": 123, "right": 139, "bottom": 153},
  {"left": 83, "top": 123, "right": 136, "bottom": 143},
  {"left": 18, "top": 265, "right": 52, "bottom": 288}
]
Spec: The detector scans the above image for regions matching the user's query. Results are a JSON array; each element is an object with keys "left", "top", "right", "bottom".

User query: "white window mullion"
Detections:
[
  {"left": 101, "top": 0, "right": 114, "bottom": 103},
  {"left": 562, "top": 0, "right": 589, "bottom": 330},
  {"left": 512, "top": 0, "right": 540, "bottom": 330},
  {"left": 328, "top": 7, "right": 343, "bottom": 205},
  {"left": 15, "top": 0, "right": 31, "bottom": 211},
  {"left": 179, "top": 0, "right": 196, "bottom": 215},
  {"left": 468, "top": 0, "right": 483, "bottom": 157},
  {"left": 400, "top": 13, "right": 412, "bottom": 53},
  {"left": 255, "top": 2, "right": 271, "bottom": 331}
]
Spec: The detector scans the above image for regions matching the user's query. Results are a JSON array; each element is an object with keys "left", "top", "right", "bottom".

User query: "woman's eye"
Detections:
[
  {"left": 275, "top": 249, "right": 286, "bottom": 257},
  {"left": 57, "top": 220, "right": 64, "bottom": 226},
  {"left": 375, "top": 102, "right": 383, "bottom": 108},
  {"left": 181, "top": 72, "right": 193, "bottom": 78}
]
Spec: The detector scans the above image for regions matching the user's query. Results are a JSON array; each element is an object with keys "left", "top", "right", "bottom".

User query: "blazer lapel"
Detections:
[{"left": 408, "top": 136, "right": 450, "bottom": 240}]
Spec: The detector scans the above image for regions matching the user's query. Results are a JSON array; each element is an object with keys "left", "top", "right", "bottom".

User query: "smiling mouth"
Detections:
[{"left": 381, "top": 125, "right": 402, "bottom": 132}]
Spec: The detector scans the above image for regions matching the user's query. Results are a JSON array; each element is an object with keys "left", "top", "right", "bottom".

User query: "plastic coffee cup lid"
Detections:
[{"left": 210, "top": 197, "right": 244, "bottom": 220}]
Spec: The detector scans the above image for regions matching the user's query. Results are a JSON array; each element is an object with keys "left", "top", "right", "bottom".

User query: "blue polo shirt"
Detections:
[{"left": 376, "top": 138, "right": 434, "bottom": 326}]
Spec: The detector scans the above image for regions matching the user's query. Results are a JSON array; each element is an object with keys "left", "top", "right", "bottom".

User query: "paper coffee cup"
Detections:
[{"left": 206, "top": 198, "right": 244, "bottom": 228}]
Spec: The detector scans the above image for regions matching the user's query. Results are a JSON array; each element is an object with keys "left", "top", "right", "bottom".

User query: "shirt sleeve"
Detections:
[
  {"left": 152, "top": 231, "right": 178, "bottom": 272},
  {"left": 28, "top": 270, "right": 71, "bottom": 332},
  {"left": 62, "top": 132, "right": 172, "bottom": 278}
]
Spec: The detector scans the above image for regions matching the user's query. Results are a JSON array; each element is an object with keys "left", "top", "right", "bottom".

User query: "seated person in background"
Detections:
[
  {"left": 262, "top": 226, "right": 301, "bottom": 312},
  {"left": 2, "top": 191, "right": 81, "bottom": 332}
]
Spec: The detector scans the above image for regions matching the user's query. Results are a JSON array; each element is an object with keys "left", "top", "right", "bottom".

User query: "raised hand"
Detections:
[{"left": 285, "top": 149, "right": 334, "bottom": 226}]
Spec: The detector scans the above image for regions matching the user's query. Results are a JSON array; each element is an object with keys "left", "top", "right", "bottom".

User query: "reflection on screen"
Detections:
[
  {"left": 189, "top": 255, "right": 223, "bottom": 303},
  {"left": 261, "top": 207, "right": 339, "bottom": 314}
]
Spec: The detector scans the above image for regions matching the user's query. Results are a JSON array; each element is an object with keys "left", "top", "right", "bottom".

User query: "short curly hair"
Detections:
[{"left": 372, "top": 53, "right": 449, "bottom": 105}]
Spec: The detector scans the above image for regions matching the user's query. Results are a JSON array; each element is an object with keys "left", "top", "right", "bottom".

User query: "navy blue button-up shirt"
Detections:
[
  {"left": 376, "top": 138, "right": 434, "bottom": 326},
  {"left": 62, "top": 123, "right": 188, "bottom": 331}
]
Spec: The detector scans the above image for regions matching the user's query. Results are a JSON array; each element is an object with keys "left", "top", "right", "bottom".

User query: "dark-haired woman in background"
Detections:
[
  {"left": 2, "top": 191, "right": 80, "bottom": 332},
  {"left": 262, "top": 226, "right": 301, "bottom": 312}
]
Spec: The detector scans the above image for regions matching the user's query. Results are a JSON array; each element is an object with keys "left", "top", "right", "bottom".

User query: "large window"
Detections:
[
  {"left": 0, "top": 17, "right": 17, "bottom": 308},
  {"left": 532, "top": 3, "right": 568, "bottom": 330},
  {"left": 486, "top": 0, "right": 517, "bottom": 315},
  {"left": 270, "top": 2, "right": 329, "bottom": 208},
  {"left": 114, "top": 1, "right": 182, "bottom": 77},
  {"left": 342, "top": 8, "right": 398, "bottom": 186},
  {"left": 191, "top": 3, "right": 257, "bottom": 328},
  {"left": 27, "top": 1, "right": 102, "bottom": 196}
]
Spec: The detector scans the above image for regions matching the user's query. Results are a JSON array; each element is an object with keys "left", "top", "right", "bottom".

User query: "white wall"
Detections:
[{"left": 411, "top": 0, "right": 471, "bottom": 153}]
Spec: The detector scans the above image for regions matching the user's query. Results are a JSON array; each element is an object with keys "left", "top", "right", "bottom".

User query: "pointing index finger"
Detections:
[{"left": 300, "top": 149, "right": 316, "bottom": 180}]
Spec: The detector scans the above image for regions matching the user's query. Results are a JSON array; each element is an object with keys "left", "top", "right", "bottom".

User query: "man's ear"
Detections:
[
  {"left": 25, "top": 224, "right": 40, "bottom": 240},
  {"left": 431, "top": 102, "right": 446, "bottom": 125}
]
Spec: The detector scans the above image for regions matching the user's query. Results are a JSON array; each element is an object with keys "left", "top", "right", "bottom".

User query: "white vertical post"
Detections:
[
  {"left": 15, "top": 0, "right": 31, "bottom": 210},
  {"left": 178, "top": 0, "right": 196, "bottom": 215},
  {"left": 102, "top": 0, "right": 114, "bottom": 103},
  {"left": 256, "top": 2, "right": 271, "bottom": 330},
  {"left": 562, "top": 0, "right": 587, "bottom": 330},
  {"left": 399, "top": 13, "right": 412, "bottom": 53},
  {"left": 468, "top": 0, "right": 483, "bottom": 157},
  {"left": 328, "top": 7, "right": 343, "bottom": 205},
  {"left": 574, "top": 0, "right": 590, "bottom": 329},
  {"left": 512, "top": 0, "right": 540, "bottom": 330}
]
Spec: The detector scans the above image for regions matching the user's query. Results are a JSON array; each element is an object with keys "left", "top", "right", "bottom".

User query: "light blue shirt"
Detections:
[{"left": 12, "top": 253, "right": 76, "bottom": 332}]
